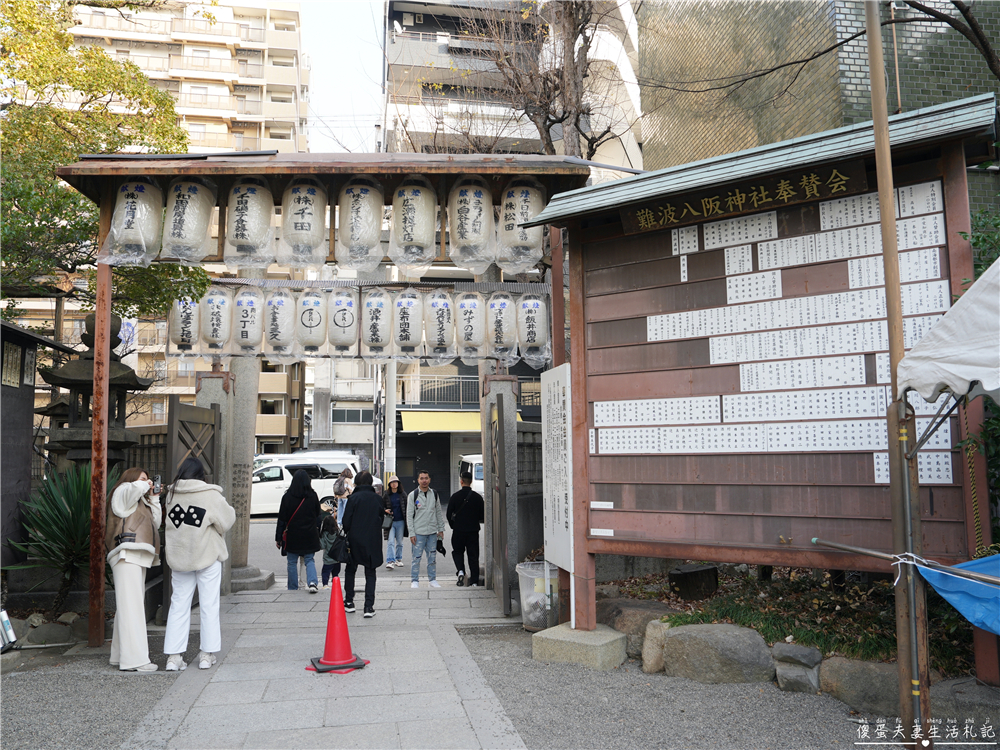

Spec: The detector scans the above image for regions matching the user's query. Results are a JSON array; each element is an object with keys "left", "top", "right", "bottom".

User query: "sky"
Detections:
[{"left": 299, "top": 1, "right": 387, "bottom": 154}]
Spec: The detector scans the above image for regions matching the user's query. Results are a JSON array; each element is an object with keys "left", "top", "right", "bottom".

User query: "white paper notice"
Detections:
[
  {"left": 739, "top": 355, "right": 866, "bottom": 391},
  {"left": 873, "top": 451, "right": 953, "bottom": 484},
  {"left": 819, "top": 191, "right": 885, "bottom": 231},
  {"left": 758, "top": 235, "right": 815, "bottom": 270},
  {"left": 541, "top": 364, "right": 574, "bottom": 573},
  {"left": 672, "top": 225, "right": 699, "bottom": 255},
  {"left": 848, "top": 247, "right": 941, "bottom": 289},
  {"left": 680, "top": 255, "right": 688, "bottom": 283},
  {"left": 725, "top": 245, "right": 753, "bottom": 275},
  {"left": 723, "top": 386, "right": 887, "bottom": 423},
  {"left": 897, "top": 181, "right": 943, "bottom": 218},
  {"left": 704, "top": 211, "right": 777, "bottom": 250},
  {"left": 593, "top": 395, "right": 721, "bottom": 427},
  {"left": 726, "top": 270, "right": 782, "bottom": 304},
  {"left": 589, "top": 428, "right": 596, "bottom": 454}
]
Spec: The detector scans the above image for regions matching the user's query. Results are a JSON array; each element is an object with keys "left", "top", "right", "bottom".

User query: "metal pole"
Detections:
[
  {"left": 88, "top": 184, "right": 114, "bottom": 647},
  {"left": 865, "top": 2, "right": 928, "bottom": 740}
]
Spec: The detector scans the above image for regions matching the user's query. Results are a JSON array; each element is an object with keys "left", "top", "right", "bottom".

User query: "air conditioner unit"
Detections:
[{"left": 415, "top": 13, "right": 423, "bottom": 24}]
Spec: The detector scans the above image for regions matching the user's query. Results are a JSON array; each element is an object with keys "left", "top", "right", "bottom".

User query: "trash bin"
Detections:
[{"left": 516, "top": 561, "right": 559, "bottom": 632}]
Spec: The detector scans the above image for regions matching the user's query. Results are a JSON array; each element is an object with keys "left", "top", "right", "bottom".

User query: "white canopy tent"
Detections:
[{"left": 898, "top": 256, "right": 1000, "bottom": 406}]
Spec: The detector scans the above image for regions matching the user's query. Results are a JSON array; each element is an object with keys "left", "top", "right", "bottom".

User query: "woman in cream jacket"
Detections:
[
  {"left": 105, "top": 467, "right": 161, "bottom": 672},
  {"left": 162, "top": 457, "right": 236, "bottom": 671}
]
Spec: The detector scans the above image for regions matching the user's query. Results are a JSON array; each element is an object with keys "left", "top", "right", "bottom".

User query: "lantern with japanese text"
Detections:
[
  {"left": 393, "top": 287, "right": 424, "bottom": 360},
  {"left": 424, "top": 290, "right": 456, "bottom": 366},
  {"left": 233, "top": 287, "right": 264, "bottom": 354},
  {"left": 225, "top": 177, "right": 275, "bottom": 269},
  {"left": 264, "top": 289, "right": 296, "bottom": 355},
  {"left": 361, "top": 288, "right": 392, "bottom": 360},
  {"left": 169, "top": 297, "right": 200, "bottom": 352},
  {"left": 517, "top": 293, "right": 549, "bottom": 369},
  {"left": 278, "top": 176, "right": 328, "bottom": 269},
  {"left": 99, "top": 177, "right": 164, "bottom": 267},
  {"left": 199, "top": 286, "right": 232, "bottom": 351},
  {"left": 455, "top": 291, "right": 486, "bottom": 365},
  {"left": 389, "top": 174, "right": 437, "bottom": 277},
  {"left": 487, "top": 291, "right": 518, "bottom": 366},
  {"left": 447, "top": 174, "right": 495, "bottom": 274},
  {"left": 296, "top": 290, "right": 328, "bottom": 353},
  {"left": 328, "top": 288, "right": 360, "bottom": 353},
  {"left": 160, "top": 177, "right": 216, "bottom": 264},
  {"left": 497, "top": 177, "right": 546, "bottom": 274},
  {"left": 336, "top": 177, "right": 385, "bottom": 273}
]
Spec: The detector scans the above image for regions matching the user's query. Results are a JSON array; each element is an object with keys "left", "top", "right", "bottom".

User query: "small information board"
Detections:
[{"left": 542, "top": 363, "right": 574, "bottom": 573}]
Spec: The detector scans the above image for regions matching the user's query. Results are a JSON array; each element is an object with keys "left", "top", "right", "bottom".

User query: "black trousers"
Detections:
[
  {"left": 344, "top": 563, "right": 377, "bottom": 611},
  {"left": 321, "top": 562, "right": 340, "bottom": 585},
  {"left": 451, "top": 529, "right": 480, "bottom": 585}
]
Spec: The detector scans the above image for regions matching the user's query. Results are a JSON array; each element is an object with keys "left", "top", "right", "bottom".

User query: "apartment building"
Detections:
[{"left": 69, "top": 0, "right": 309, "bottom": 153}]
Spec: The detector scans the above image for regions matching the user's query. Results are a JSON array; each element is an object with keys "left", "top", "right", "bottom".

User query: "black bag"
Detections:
[
  {"left": 330, "top": 529, "right": 351, "bottom": 564},
  {"left": 382, "top": 513, "right": 393, "bottom": 530}
]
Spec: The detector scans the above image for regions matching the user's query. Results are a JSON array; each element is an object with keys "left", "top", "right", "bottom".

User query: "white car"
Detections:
[
  {"left": 250, "top": 462, "right": 340, "bottom": 515},
  {"left": 459, "top": 453, "right": 484, "bottom": 496}
]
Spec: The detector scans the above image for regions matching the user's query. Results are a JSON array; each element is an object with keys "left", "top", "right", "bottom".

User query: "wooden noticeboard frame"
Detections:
[{"left": 564, "top": 139, "right": 988, "bottom": 631}]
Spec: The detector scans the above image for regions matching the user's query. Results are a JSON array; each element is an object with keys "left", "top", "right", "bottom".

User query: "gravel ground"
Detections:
[
  {"left": 459, "top": 625, "right": 866, "bottom": 750},
  {"left": 0, "top": 634, "right": 190, "bottom": 750}
]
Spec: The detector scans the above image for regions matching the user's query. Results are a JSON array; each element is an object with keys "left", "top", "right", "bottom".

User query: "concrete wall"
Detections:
[{"left": 1, "top": 334, "right": 35, "bottom": 567}]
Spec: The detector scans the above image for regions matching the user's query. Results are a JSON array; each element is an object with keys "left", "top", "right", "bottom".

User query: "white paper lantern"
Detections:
[
  {"left": 296, "top": 290, "right": 327, "bottom": 352},
  {"left": 361, "top": 288, "right": 391, "bottom": 350},
  {"left": 200, "top": 286, "right": 232, "bottom": 350},
  {"left": 389, "top": 174, "right": 437, "bottom": 277},
  {"left": 225, "top": 177, "right": 275, "bottom": 268},
  {"left": 424, "top": 291, "right": 455, "bottom": 349},
  {"left": 100, "top": 178, "right": 164, "bottom": 266},
  {"left": 264, "top": 289, "right": 296, "bottom": 352},
  {"left": 328, "top": 288, "right": 360, "bottom": 350},
  {"left": 393, "top": 288, "right": 424, "bottom": 355},
  {"left": 233, "top": 288, "right": 264, "bottom": 352},
  {"left": 487, "top": 291, "right": 517, "bottom": 353},
  {"left": 161, "top": 178, "right": 216, "bottom": 263},
  {"left": 279, "top": 176, "right": 328, "bottom": 267},
  {"left": 448, "top": 174, "right": 495, "bottom": 274},
  {"left": 169, "top": 298, "right": 200, "bottom": 351},
  {"left": 517, "top": 293, "right": 548, "bottom": 349},
  {"left": 497, "top": 177, "right": 546, "bottom": 274},
  {"left": 336, "top": 177, "right": 384, "bottom": 272},
  {"left": 455, "top": 292, "right": 486, "bottom": 350}
]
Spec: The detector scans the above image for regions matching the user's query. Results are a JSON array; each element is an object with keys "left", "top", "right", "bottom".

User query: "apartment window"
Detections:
[
  {"left": 270, "top": 93, "right": 292, "bottom": 103},
  {"left": 192, "top": 48, "right": 209, "bottom": 57},
  {"left": 332, "top": 409, "right": 373, "bottom": 424},
  {"left": 268, "top": 130, "right": 291, "bottom": 140},
  {"left": 260, "top": 399, "right": 284, "bottom": 415},
  {"left": 270, "top": 57, "right": 294, "bottom": 67},
  {"left": 116, "top": 49, "right": 130, "bottom": 58},
  {"left": 151, "top": 401, "right": 165, "bottom": 417},
  {"left": 188, "top": 123, "right": 206, "bottom": 140},
  {"left": 178, "top": 360, "right": 195, "bottom": 376},
  {"left": 274, "top": 21, "right": 296, "bottom": 32},
  {"left": 153, "top": 359, "right": 167, "bottom": 380}
]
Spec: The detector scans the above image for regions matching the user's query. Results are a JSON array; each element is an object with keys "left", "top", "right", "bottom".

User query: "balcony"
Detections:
[
  {"left": 169, "top": 54, "right": 238, "bottom": 77},
  {"left": 171, "top": 18, "right": 265, "bottom": 44},
  {"left": 123, "top": 54, "right": 170, "bottom": 74},
  {"left": 266, "top": 28, "right": 300, "bottom": 51},
  {"left": 187, "top": 132, "right": 260, "bottom": 151},
  {"left": 259, "top": 372, "right": 288, "bottom": 394},
  {"left": 397, "top": 375, "right": 541, "bottom": 409},
  {"left": 264, "top": 100, "right": 296, "bottom": 119},
  {"left": 256, "top": 413, "right": 288, "bottom": 436},
  {"left": 136, "top": 330, "right": 168, "bottom": 347},
  {"left": 73, "top": 13, "right": 171, "bottom": 37},
  {"left": 261, "top": 136, "right": 298, "bottom": 153},
  {"left": 265, "top": 65, "right": 298, "bottom": 86},
  {"left": 175, "top": 93, "right": 237, "bottom": 114},
  {"left": 332, "top": 378, "right": 375, "bottom": 400},
  {"left": 237, "top": 62, "right": 265, "bottom": 80}
]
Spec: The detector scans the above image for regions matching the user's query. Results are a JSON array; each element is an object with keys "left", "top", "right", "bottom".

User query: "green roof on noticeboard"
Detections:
[{"left": 528, "top": 93, "right": 998, "bottom": 228}]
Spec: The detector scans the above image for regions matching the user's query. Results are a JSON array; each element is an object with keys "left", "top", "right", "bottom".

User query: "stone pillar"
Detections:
[
  {"left": 481, "top": 375, "right": 518, "bottom": 612},
  {"left": 309, "top": 359, "right": 333, "bottom": 449},
  {"left": 195, "top": 372, "right": 234, "bottom": 594}
]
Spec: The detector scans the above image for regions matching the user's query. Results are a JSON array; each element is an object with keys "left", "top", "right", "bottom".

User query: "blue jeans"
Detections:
[
  {"left": 411, "top": 534, "right": 437, "bottom": 582},
  {"left": 287, "top": 551, "right": 317, "bottom": 590},
  {"left": 386, "top": 520, "right": 405, "bottom": 563}
]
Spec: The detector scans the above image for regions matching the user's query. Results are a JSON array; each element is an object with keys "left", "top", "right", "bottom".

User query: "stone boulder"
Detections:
[
  {"left": 772, "top": 642, "right": 823, "bottom": 693},
  {"left": 661, "top": 624, "right": 775, "bottom": 683},
  {"left": 772, "top": 642, "right": 822, "bottom": 668},
  {"left": 641, "top": 620, "right": 672, "bottom": 673},
  {"left": 820, "top": 657, "right": 900, "bottom": 715},
  {"left": 25, "top": 622, "right": 74, "bottom": 645},
  {"left": 69, "top": 615, "right": 113, "bottom": 642},
  {"left": 594, "top": 584, "right": 620, "bottom": 601},
  {"left": 596, "top": 599, "right": 679, "bottom": 659}
]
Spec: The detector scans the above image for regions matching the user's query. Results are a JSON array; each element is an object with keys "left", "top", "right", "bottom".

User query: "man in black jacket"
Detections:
[
  {"left": 342, "top": 471, "right": 390, "bottom": 616},
  {"left": 446, "top": 472, "right": 485, "bottom": 587}
]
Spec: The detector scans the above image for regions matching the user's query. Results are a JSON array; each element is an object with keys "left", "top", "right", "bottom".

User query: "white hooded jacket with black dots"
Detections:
[{"left": 163, "top": 479, "right": 236, "bottom": 573}]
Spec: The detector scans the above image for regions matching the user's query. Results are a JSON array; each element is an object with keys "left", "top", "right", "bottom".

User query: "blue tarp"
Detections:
[{"left": 916, "top": 555, "right": 1000, "bottom": 636}]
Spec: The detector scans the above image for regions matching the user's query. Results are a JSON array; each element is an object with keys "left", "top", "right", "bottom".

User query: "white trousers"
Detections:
[
  {"left": 163, "top": 560, "right": 222, "bottom": 655},
  {"left": 110, "top": 559, "right": 149, "bottom": 670}
]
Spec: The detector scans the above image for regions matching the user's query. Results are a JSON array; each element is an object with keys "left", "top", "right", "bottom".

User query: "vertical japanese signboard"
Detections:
[{"left": 542, "top": 363, "right": 574, "bottom": 573}]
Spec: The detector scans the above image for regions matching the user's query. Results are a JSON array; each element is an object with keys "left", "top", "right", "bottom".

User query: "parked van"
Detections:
[
  {"left": 251, "top": 462, "right": 340, "bottom": 515},
  {"left": 254, "top": 451, "right": 360, "bottom": 479},
  {"left": 459, "top": 453, "right": 484, "bottom": 496}
]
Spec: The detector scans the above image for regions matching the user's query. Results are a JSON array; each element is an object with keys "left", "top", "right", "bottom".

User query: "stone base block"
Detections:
[
  {"left": 230, "top": 566, "right": 275, "bottom": 592},
  {"left": 776, "top": 662, "right": 820, "bottom": 693},
  {"left": 531, "top": 623, "right": 626, "bottom": 671}
]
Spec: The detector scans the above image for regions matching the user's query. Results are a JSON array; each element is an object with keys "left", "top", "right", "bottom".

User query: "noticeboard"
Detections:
[{"left": 542, "top": 363, "right": 574, "bottom": 573}]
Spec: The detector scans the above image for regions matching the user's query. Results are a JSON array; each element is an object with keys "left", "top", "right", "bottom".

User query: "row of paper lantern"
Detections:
[
  {"left": 98, "top": 173, "right": 547, "bottom": 276},
  {"left": 168, "top": 286, "right": 551, "bottom": 369}
]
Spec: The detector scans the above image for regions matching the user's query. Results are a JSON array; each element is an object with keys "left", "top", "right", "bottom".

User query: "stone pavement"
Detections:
[{"left": 123, "top": 571, "right": 526, "bottom": 750}]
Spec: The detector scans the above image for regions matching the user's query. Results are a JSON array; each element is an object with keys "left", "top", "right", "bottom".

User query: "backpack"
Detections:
[{"left": 333, "top": 477, "right": 349, "bottom": 497}]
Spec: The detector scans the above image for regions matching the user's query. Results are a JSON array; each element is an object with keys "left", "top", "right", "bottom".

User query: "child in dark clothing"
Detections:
[{"left": 319, "top": 513, "right": 341, "bottom": 586}]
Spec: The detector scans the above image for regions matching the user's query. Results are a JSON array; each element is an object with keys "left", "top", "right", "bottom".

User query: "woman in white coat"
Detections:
[
  {"left": 105, "top": 467, "right": 161, "bottom": 672},
  {"left": 162, "top": 457, "right": 236, "bottom": 671}
]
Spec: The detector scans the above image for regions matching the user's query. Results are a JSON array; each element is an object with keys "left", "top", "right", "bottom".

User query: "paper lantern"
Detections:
[
  {"left": 161, "top": 178, "right": 216, "bottom": 264},
  {"left": 336, "top": 177, "right": 384, "bottom": 273},
  {"left": 233, "top": 288, "right": 264, "bottom": 352},
  {"left": 361, "top": 288, "right": 391, "bottom": 351},
  {"left": 487, "top": 292, "right": 517, "bottom": 362},
  {"left": 447, "top": 174, "right": 495, "bottom": 274},
  {"left": 328, "top": 288, "right": 360, "bottom": 350},
  {"left": 100, "top": 178, "right": 163, "bottom": 266},
  {"left": 169, "top": 298, "right": 200, "bottom": 351},
  {"left": 393, "top": 288, "right": 424, "bottom": 356},
  {"left": 518, "top": 293, "right": 549, "bottom": 369},
  {"left": 455, "top": 292, "right": 485, "bottom": 365},
  {"left": 264, "top": 289, "right": 296, "bottom": 352},
  {"left": 225, "top": 177, "right": 275, "bottom": 268},
  {"left": 424, "top": 290, "right": 455, "bottom": 349},
  {"left": 296, "top": 290, "right": 327, "bottom": 352},
  {"left": 200, "top": 286, "right": 232, "bottom": 350},
  {"left": 497, "top": 177, "right": 546, "bottom": 274},
  {"left": 279, "top": 176, "right": 328, "bottom": 268},
  {"left": 389, "top": 174, "right": 437, "bottom": 277}
]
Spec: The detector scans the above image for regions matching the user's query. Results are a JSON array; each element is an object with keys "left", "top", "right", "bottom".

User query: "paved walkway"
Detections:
[{"left": 124, "top": 571, "right": 525, "bottom": 750}]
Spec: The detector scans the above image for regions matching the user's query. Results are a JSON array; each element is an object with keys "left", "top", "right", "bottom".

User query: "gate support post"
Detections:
[{"left": 196, "top": 372, "right": 234, "bottom": 594}]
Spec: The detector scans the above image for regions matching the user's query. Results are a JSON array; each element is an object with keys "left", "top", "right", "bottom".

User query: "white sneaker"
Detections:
[
  {"left": 429, "top": 580, "right": 441, "bottom": 588},
  {"left": 123, "top": 662, "right": 158, "bottom": 673},
  {"left": 165, "top": 654, "right": 187, "bottom": 672},
  {"left": 198, "top": 651, "right": 217, "bottom": 670},
  {"left": 411, "top": 581, "right": 419, "bottom": 589},
  {"left": 386, "top": 562, "right": 394, "bottom": 570}
]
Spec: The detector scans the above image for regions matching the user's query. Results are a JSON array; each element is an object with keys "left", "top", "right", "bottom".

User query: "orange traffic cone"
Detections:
[{"left": 306, "top": 577, "right": 369, "bottom": 674}]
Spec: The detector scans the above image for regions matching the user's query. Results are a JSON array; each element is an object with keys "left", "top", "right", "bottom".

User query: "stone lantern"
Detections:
[{"left": 38, "top": 314, "right": 153, "bottom": 467}]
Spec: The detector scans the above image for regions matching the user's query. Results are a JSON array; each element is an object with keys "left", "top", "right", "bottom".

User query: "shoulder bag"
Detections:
[{"left": 278, "top": 498, "right": 306, "bottom": 556}]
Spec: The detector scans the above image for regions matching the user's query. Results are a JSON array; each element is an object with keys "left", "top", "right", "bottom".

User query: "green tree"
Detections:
[{"left": 0, "top": 0, "right": 210, "bottom": 320}]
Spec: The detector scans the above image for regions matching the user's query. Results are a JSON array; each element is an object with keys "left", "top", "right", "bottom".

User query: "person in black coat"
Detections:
[
  {"left": 447, "top": 471, "right": 485, "bottom": 587},
  {"left": 341, "top": 471, "right": 390, "bottom": 616},
  {"left": 275, "top": 470, "right": 322, "bottom": 592}
]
